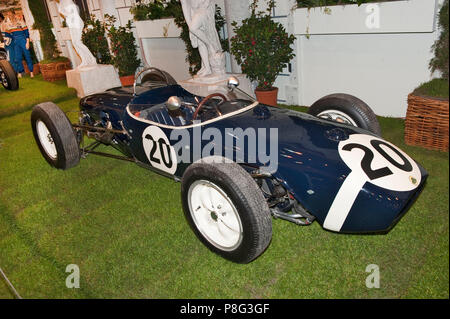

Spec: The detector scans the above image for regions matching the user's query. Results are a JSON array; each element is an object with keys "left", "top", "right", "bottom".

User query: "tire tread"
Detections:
[
  {"left": 181, "top": 160, "right": 272, "bottom": 263},
  {"left": 308, "top": 93, "right": 382, "bottom": 136},
  {"left": 31, "top": 102, "right": 80, "bottom": 169}
]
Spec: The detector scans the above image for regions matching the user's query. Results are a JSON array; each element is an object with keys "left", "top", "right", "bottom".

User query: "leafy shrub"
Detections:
[
  {"left": 230, "top": 0, "right": 295, "bottom": 90},
  {"left": 82, "top": 16, "right": 112, "bottom": 65},
  {"left": 413, "top": 0, "right": 449, "bottom": 97},
  {"left": 296, "top": 0, "right": 397, "bottom": 8},
  {"left": 413, "top": 78, "right": 449, "bottom": 99},
  {"left": 28, "top": 0, "right": 60, "bottom": 62},
  {"left": 105, "top": 16, "right": 140, "bottom": 77},
  {"left": 430, "top": 0, "right": 449, "bottom": 80},
  {"left": 130, "top": 0, "right": 175, "bottom": 20}
]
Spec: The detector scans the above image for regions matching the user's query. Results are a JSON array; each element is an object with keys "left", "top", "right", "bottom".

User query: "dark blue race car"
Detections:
[{"left": 31, "top": 67, "right": 427, "bottom": 263}]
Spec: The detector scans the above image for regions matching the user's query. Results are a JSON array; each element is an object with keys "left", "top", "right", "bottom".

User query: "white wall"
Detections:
[
  {"left": 290, "top": 0, "right": 443, "bottom": 117},
  {"left": 296, "top": 32, "right": 438, "bottom": 117},
  {"left": 135, "top": 18, "right": 191, "bottom": 81}
]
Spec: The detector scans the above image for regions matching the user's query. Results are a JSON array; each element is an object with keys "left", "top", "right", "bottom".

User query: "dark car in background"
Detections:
[{"left": 0, "top": 46, "right": 18, "bottom": 91}]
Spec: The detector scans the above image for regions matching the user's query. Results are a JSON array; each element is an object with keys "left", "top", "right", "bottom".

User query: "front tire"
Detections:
[
  {"left": 308, "top": 93, "right": 381, "bottom": 136},
  {"left": 31, "top": 102, "right": 80, "bottom": 169},
  {"left": 181, "top": 160, "right": 272, "bottom": 263}
]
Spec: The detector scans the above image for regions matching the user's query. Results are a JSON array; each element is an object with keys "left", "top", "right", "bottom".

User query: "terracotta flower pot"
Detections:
[
  {"left": 255, "top": 87, "right": 278, "bottom": 107},
  {"left": 120, "top": 75, "right": 135, "bottom": 87}
]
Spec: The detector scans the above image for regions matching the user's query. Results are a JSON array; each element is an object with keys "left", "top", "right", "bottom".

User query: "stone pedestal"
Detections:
[
  {"left": 66, "top": 64, "right": 121, "bottom": 98},
  {"left": 179, "top": 73, "right": 254, "bottom": 98}
]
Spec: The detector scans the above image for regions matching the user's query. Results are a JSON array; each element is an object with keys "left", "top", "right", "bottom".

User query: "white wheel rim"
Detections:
[
  {"left": 317, "top": 110, "right": 358, "bottom": 127},
  {"left": 36, "top": 120, "right": 57, "bottom": 160},
  {"left": 188, "top": 180, "right": 243, "bottom": 251}
]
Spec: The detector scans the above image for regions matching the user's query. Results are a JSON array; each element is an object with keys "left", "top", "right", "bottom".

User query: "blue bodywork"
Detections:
[{"left": 79, "top": 84, "right": 427, "bottom": 233}]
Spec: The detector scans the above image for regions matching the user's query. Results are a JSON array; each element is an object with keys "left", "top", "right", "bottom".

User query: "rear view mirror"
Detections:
[{"left": 227, "top": 76, "right": 239, "bottom": 91}]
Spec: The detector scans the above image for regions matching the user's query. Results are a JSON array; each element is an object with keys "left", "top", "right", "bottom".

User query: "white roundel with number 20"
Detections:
[
  {"left": 323, "top": 134, "right": 422, "bottom": 232},
  {"left": 142, "top": 126, "right": 178, "bottom": 175}
]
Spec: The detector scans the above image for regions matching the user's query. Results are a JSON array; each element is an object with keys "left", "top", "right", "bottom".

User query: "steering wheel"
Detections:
[{"left": 192, "top": 93, "right": 228, "bottom": 120}]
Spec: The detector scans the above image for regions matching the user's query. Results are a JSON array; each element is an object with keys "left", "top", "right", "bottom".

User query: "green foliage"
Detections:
[
  {"left": 82, "top": 15, "right": 112, "bottom": 65},
  {"left": 38, "top": 56, "right": 70, "bottom": 65},
  {"left": 413, "top": 78, "right": 449, "bottom": 99},
  {"left": 430, "top": 0, "right": 449, "bottom": 80},
  {"left": 28, "top": 0, "right": 61, "bottom": 61},
  {"left": 130, "top": 0, "right": 175, "bottom": 20},
  {"left": 230, "top": 0, "right": 295, "bottom": 90},
  {"left": 130, "top": 0, "right": 228, "bottom": 76},
  {"left": 296, "top": 0, "right": 395, "bottom": 8},
  {"left": 105, "top": 16, "right": 140, "bottom": 77},
  {"left": 415, "top": 0, "right": 449, "bottom": 97}
]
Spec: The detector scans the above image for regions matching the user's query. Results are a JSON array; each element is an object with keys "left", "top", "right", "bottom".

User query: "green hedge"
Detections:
[
  {"left": 430, "top": 0, "right": 449, "bottom": 80},
  {"left": 296, "top": 0, "right": 398, "bottom": 8},
  {"left": 82, "top": 16, "right": 112, "bottom": 65},
  {"left": 413, "top": 78, "right": 449, "bottom": 99},
  {"left": 28, "top": 0, "right": 60, "bottom": 61}
]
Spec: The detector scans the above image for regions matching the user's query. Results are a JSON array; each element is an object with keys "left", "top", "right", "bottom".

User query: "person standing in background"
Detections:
[
  {"left": 4, "top": 10, "right": 34, "bottom": 78},
  {"left": 0, "top": 11, "right": 18, "bottom": 72}
]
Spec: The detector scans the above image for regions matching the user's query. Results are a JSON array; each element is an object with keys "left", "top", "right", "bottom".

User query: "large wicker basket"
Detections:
[
  {"left": 40, "top": 60, "right": 72, "bottom": 82},
  {"left": 405, "top": 93, "right": 449, "bottom": 152}
]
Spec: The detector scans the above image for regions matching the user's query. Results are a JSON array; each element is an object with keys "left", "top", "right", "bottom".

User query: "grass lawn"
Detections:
[
  {"left": 0, "top": 75, "right": 77, "bottom": 119},
  {"left": 0, "top": 76, "right": 448, "bottom": 298}
]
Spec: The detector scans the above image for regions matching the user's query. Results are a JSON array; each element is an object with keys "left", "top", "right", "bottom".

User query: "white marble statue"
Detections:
[
  {"left": 56, "top": 0, "right": 97, "bottom": 68},
  {"left": 181, "top": 0, "right": 226, "bottom": 78}
]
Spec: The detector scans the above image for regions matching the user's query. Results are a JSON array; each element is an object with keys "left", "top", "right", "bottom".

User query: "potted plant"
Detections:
[
  {"left": 81, "top": 15, "right": 112, "bottom": 65},
  {"left": 405, "top": 0, "right": 449, "bottom": 151},
  {"left": 105, "top": 16, "right": 141, "bottom": 87},
  {"left": 230, "top": 0, "right": 295, "bottom": 106},
  {"left": 29, "top": 0, "right": 71, "bottom": 81}
]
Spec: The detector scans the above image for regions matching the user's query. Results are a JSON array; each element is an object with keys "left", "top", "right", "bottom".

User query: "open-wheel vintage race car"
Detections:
[{"left": 31, "top": 67, "right": 428, "bottom": 263}]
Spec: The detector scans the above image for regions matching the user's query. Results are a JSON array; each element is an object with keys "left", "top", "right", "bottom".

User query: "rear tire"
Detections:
[
  {"left": 308, "top": 93, "right": 381, "bottom": 136},
  {"left": 0, "top": 60, "right": 19, "bottom": 90},
  {"left": 31, "top": 102, "right": 80, "bottom": 169},
  {"left": 181, "top": 159, "right": 272, "bottom": 263}
]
